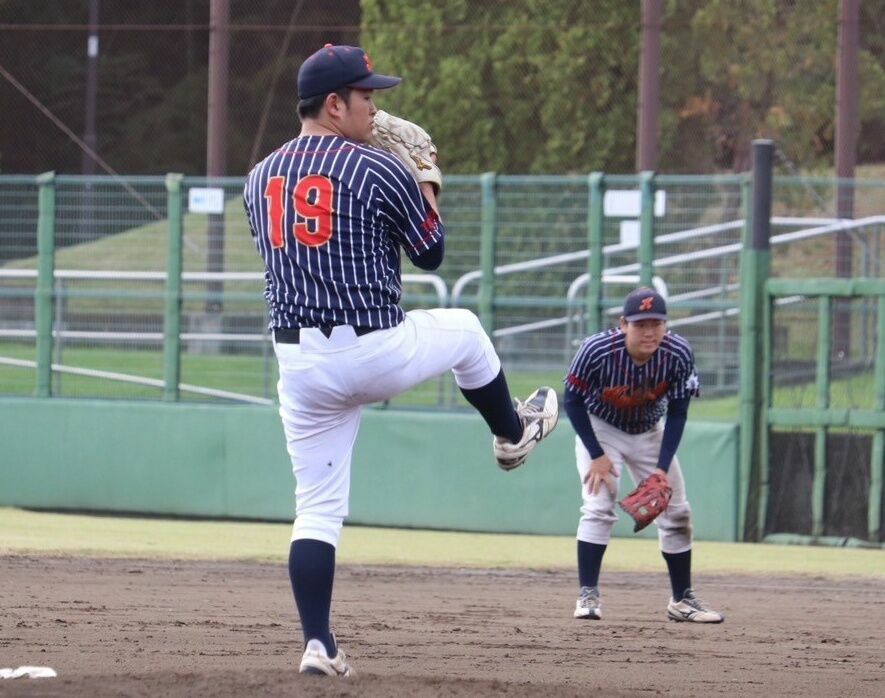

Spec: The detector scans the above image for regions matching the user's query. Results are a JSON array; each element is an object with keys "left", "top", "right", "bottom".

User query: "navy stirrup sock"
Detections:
[
  {"left": 460, "top": 369, "right": 523, "bottom": 443},
  {"left": 662, "top": 549, "right": 692, "bottom": 601},
  {"left": 578, "top": 540, "right": 607, "bottom": 588},
  {"left": 289, "top": 539, "right": 336, "bottom": 656}
]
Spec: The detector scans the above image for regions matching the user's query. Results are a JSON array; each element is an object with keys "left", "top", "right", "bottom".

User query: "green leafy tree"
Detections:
[
  {"left": 660, "top": 0, "right": 885, "bottom": 173},
  {"left": 361, "top": 0, "right": 640, "bottom": 174}
]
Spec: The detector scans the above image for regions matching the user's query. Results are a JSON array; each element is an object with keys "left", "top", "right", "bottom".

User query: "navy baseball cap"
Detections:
[
  {"left": 623, "top": 287, "right": 668, "bottom": 322},
  {"left": 297, "top": 44, "right": 401, "bottom": 99}
]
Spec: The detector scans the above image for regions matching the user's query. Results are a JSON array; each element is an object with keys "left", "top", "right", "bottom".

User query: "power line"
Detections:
[
  {"left": 0, "top": 23, "right": 359, "bottom": 32},
  {"left": 0, "top": 58, "right": 161, "bottom": 219}
]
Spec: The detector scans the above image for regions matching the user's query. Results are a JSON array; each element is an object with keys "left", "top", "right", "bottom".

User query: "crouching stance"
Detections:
[{"left": 563, "top": 288, "right": 723, "bottom": 624}]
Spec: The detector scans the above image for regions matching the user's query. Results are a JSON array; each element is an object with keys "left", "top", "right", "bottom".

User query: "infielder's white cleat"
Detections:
[
  {"left": 299, "top": 637, "right": 353, "bottom": 677},
  {"left": 494, "top": 386, "right": 559, "bottom": 471},
  {"left": 574, "top": 586, "right": 602, "bottom": 620},
  {"left": 666, "top": 589, "right": 724, "bottom": 623}
]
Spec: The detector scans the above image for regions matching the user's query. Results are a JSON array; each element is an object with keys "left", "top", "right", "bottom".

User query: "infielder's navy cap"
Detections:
[
  {"left": 623, "top": 287, "right": 668, "bottom": 322},
  {"left": 297, "top": 44, "right": 401, "bottom": 99}
]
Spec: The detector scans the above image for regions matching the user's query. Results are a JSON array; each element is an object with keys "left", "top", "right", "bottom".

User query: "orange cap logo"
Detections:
[
  {"left": 639, "top": 296, "right": 654, "bottom": 311},
  {"left": 364, "top": 52, "right": 373, "bottom": 71}
]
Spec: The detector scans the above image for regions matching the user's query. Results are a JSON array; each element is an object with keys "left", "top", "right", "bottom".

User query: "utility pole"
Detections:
[
  {"left": 206, "top": 0, "right": 230, "bottom": 313},
  {"left": 82, "top": 0, "right": 99, "bottom": 175},
  {"left": 834, "top": 0, "right": 859, "bottom": 357},
  {"left": 636, "top": 0, "right": 662, "bottom": 172},
  {"left": 79, "top": 0, "right": 99, "bottom": 245}
]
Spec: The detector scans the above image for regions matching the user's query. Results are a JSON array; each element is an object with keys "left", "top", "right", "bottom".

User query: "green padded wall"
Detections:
[{"left": 0, "top": 398, "right": 739, "bottom": 540}]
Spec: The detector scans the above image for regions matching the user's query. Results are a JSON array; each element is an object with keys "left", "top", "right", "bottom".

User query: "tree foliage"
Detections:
[
  {"left": 362, "top": 0, "right": 639, "bottom": 174},
  {"left": 0, "top": 0, "right": 883, "bottom": 175},
  {"left": 363, "top": 0, "right": 885, "bottom": 174}
]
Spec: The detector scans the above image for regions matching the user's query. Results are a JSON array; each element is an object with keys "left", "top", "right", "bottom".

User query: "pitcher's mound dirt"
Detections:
[{"left": 1, "top": 555, "right": 882, "bottom": 696}]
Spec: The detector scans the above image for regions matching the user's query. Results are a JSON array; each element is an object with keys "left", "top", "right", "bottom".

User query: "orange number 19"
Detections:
[{"left": 263, "top": 175, "right": 335, "bottom": 249}]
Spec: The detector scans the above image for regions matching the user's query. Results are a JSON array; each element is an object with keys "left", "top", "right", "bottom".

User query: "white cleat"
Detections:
[
  {"left": 299, "top": 637, "right": 353, "bottom": 677},
  {"left": 667, "top": 589, "right": 724, "bottom": 623},
  {"left": 574, "top": 586, "right": 602, "bottom": 620},
  {"left": 493, "top": 387, "right": 559, "bottom": 471}
]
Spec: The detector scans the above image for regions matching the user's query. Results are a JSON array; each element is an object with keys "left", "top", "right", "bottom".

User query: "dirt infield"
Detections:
[{"left": 1, "top": 555, "right": 882, "bottom": 697}]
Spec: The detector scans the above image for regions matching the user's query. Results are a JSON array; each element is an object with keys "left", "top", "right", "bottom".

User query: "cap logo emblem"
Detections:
[
  {"left": 639, "top": 296, "right": 654, "bottom": 311},
  {"left": 363, "top": 52, "right": 373, "bottom": 71}
]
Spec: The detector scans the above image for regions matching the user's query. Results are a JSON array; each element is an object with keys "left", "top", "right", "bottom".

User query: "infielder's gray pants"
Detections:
[{"left": 575, "top": 416, "right": 693, "bottom": 553}]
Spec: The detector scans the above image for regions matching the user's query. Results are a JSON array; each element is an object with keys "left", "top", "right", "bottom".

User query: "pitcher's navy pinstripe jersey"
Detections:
[
  {"left": 565, "top": 328, "right": 700, "bottom": 434},
  {"left": 243, "top": 135, "right": 444, "bottom": 330}
]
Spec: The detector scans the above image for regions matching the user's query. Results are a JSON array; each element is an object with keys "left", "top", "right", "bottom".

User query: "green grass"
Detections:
[
  {"left": 1, "top": 507, "right": 882, "bottom": 577},
  {"left": 4, "top": 196, "right": 259, "bottom": 274},
  {"left": 3, "top": 337, "right": 878, "bottom": 417},
  {"left": 0, "top": 342, "right": 277, "bottom": 401},
  {"left": 7, "top": 170, "right": 880, "bottom": 277},
  {"left": 695, "top": 369, "right": 879, "bottom": 421},
  {"left": 1, "top": 196, "right": 265, "bottom": 315},
  {"left": 0, "top": 341, "right": 567, "bottom": 407}
]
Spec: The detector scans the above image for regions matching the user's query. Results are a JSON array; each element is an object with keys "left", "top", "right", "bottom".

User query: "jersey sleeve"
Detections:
[
  {"left": 364, "top": 149, "right": 445, "bottom": 262},
  {"left": 242, "top": 181, "right": 257, "bottom": 240},
  {"left": 564, "top": 339, "right": 597, "bottom": 399},
  {"left": 667, "top": 348, "right": 701, "bottom": 401}
]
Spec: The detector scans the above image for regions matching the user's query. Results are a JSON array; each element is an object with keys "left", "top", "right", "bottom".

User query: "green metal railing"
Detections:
[
  {"left": 761, "top": 279, "right": 885, "bottom": 543},
  {"left": 163, "top": 173, "right": 184, "bottom": 402}
]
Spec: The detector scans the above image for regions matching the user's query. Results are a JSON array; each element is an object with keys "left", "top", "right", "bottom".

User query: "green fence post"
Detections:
[
  {"left": 638, "top": 171, "right": 655, "bottom": 287},
  {"left": 811, "top": 296, "right": 832, "bottom": 537},
  {"left": 739, "top": 140, "right": 773, "bottom": 541},
  {"left": 586, "top": 173, "right": 605, "bottom": 335},
  {"left": 757, "top": 281, "right": 773, "bottom": 539},
  {"left": 479, "top": 172, "right": 497, "bottom": 334},
  {"left": 870, "top": 296, "right": 885, "bottom": 541},
  {"left": 34, "top": 171, "right": 56, "bottom": 398},
  {"left": 163, "top": 173, "right": 184, "bottom": 402},
  {"left": 738, "top": 174, "right": 754, "bottom": 539}
]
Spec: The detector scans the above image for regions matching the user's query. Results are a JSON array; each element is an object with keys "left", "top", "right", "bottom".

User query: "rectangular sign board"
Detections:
[{"left": 188, "top": 187, "right": 225, "bottom": 215}]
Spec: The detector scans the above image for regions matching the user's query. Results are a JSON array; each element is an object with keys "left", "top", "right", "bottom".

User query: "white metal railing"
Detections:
[
  {"left": 667, "top": 295, "right": 805, "bottom": 329},
  {"left": 603, "top": 215, "right": 884, "bottom": 277},
  {"left": 0, "top": 268, "right": 447, "bottom": 293},
  {"left": 448, "top": 215, "right": 846, "bottom": 308},
  {"left": 0, "top": 272, "right": 447, "bottom": 404},
  {"left": 1, "top": 216, "right": 881, "bottom": 397},
  {"left": 0, "top": 272, "right": 448, "bottom": 347},
  {"left": 0, "top": 356, "right": 273, "bottom": 405},
  {"left": 483, "top": 216, "right": 884, "bottom": 340}
]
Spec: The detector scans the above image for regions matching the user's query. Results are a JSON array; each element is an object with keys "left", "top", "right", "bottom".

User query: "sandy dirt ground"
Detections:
[{"left": 1, "top": 555, "right": 883, "bottom": 697}]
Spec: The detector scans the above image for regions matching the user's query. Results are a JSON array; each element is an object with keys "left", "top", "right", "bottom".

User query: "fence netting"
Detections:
[
  {"left": 1, "top": 173, "right": 882, "bottom": 410},
  {"left": 766, "top": 295, "right": 882, "bottom": 542}
]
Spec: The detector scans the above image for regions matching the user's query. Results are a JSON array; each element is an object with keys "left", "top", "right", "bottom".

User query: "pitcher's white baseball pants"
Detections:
[{"left": 274, "top": 308, "right": 501, "bottom": 547}]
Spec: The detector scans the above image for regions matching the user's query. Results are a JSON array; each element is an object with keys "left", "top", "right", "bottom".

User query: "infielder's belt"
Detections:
[{"left": 273, "top": 326, "right": 379, "bottom": 344}]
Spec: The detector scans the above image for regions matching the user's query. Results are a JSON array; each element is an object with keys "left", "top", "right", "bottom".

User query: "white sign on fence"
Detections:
[
  {"left": 188, "top": 187, "right": 225, "bottom": 214},
  {"left": 603, "top": 189, "right": 666, "bottom": 218},
  {"left": 619, "top": 220, "right": 640, "bottom": 247}
]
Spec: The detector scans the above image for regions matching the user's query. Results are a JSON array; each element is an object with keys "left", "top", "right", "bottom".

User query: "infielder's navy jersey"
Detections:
[
  {"left": 565, "top": 329, "right": 700, "bottom": 434},
  {"left": 243, "top": 135, "right": 444, "bottom": 330}
]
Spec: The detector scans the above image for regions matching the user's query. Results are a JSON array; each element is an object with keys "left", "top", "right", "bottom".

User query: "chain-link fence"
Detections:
[
  {"left": 763, "top": 284, "right": 884, "bottom": 544},
  {"left": 2, "top": 172, "right": 883, "bottom": 408}
]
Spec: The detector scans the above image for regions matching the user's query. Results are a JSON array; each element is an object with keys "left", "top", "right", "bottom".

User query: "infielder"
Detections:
[
  {"left": 243, "top": 44, "right": 558, "bottom": 677},
  {"left": 563, "top": 287, "right": 723, "bottom": 623}
]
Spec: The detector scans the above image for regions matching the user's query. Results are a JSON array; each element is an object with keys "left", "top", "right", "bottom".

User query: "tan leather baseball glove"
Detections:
[{"left": 371, "top": 110, "right": 442, "bottom": 193}]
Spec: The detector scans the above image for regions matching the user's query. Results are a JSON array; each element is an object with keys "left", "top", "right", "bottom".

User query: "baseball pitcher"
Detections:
[
  {"left": 243, "top": 44, "right": 559, "bottom": 677},
  {"left": 563, "top": 287, "right": 723, "bottom": 623}
]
